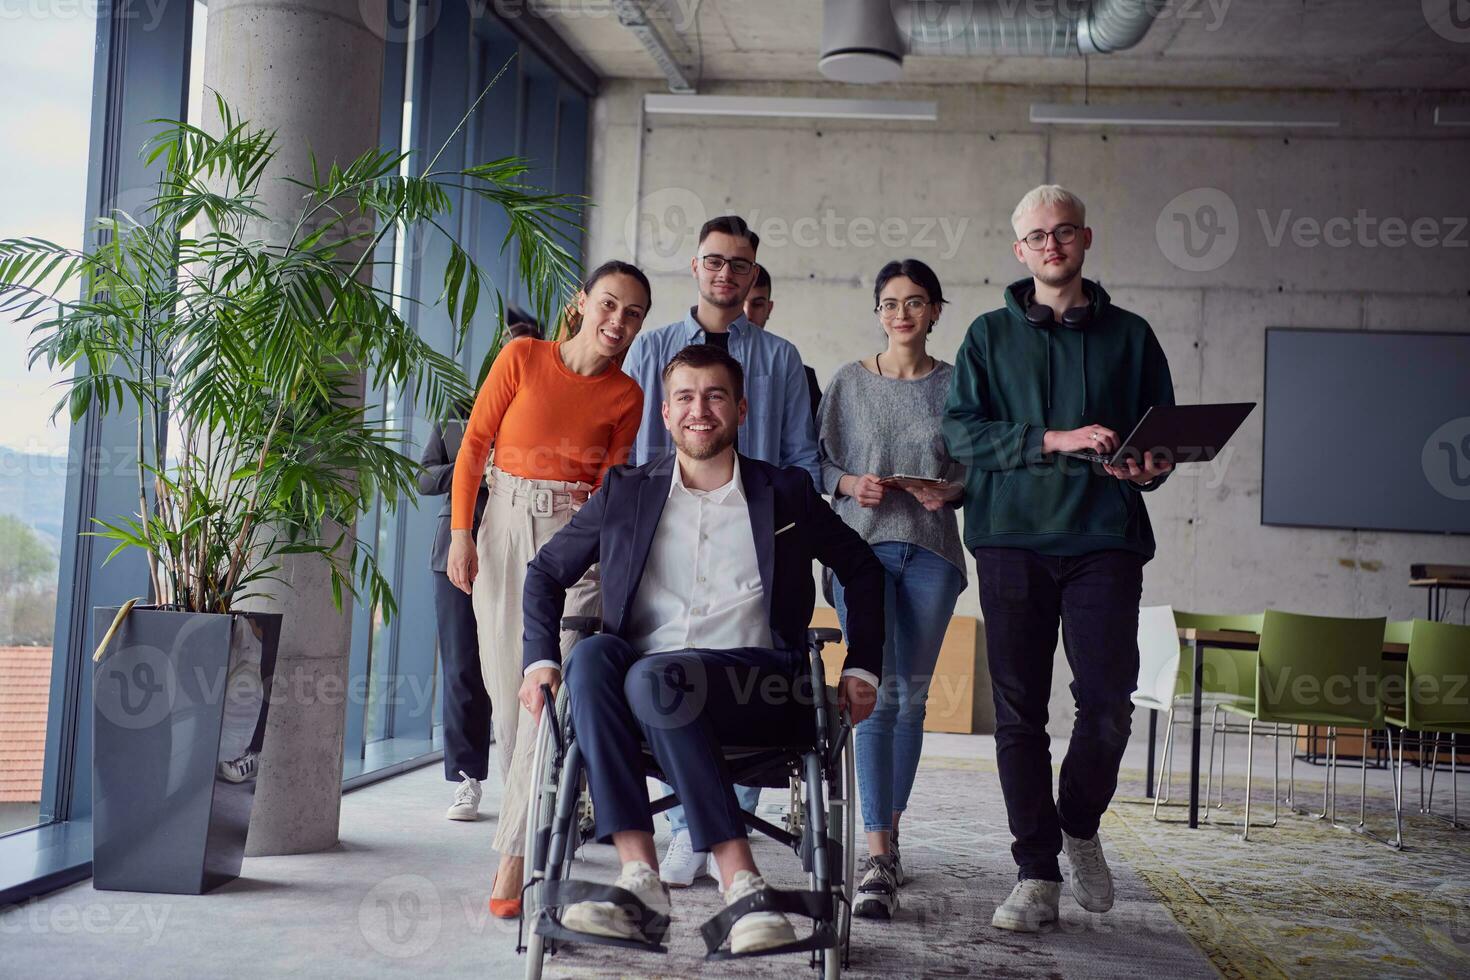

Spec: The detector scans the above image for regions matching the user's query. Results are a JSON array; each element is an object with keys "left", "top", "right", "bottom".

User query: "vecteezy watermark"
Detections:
[
  {"left": 1155, "top": 187, "right": 1240, "bottom": 273},
  {"left": 624, "top": 186, "right": 972, "bottom": 272},
  {"left": 359, "top": 874, "right": 442, "bottom": 958},
  {"left": 1423, "top": 417, "right": 1470, "bottom": 502},
  {"left": 625, "top": 186, "right": 709, "bottom": 274},
  {"left": 1157, "top": 189, "right": 1469, "bottom": 272},
  {"left": 94, "top": 642, "right": 181, "bottom": 732},
  {"left": 1257, "top": 210, "right": 1470, "bottom": 251},
  {"left": 0, "top": 0, "right": 170, "bottom": 30},
  {"left": 742, "top": 208, "right": 970, "bottom": 261},
  {"left": 1424, "top": 0, "right": 1470, "bottom": 44},
  {"left": 0, "top": 898, "right": 171, "bottom": 944}
]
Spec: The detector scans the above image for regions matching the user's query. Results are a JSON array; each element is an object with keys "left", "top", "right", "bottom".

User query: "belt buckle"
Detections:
[{"left": 530, "top": 488, "right": 555, "bottom": 518}]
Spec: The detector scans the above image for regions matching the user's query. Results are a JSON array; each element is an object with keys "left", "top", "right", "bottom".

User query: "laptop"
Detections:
[{"left": 1059, "top": 403, "right": 1256, "bottom": 466}]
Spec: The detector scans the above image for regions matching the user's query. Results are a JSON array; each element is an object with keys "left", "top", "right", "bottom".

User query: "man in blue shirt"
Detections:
[
  {"left": 624, "top": 216, "right": 820, "bottom": 486},
  {"left": 622, "top": 215, "right": 821, "bottom": 889}
]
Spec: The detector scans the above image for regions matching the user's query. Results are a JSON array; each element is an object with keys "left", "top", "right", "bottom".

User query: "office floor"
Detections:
[{"left": 3, "top": 725, "right": 1467, "bottom": 978}]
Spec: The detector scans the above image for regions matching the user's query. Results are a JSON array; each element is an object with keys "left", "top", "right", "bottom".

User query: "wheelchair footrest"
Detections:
[
  {"left": 535, "top": 879, "right": 671, "bottom": 952},
  {"left": 699, "top": 886, "right": 835, "bottom": 958}
]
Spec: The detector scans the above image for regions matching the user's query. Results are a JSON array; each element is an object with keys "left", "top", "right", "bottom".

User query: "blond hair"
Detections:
[{"left": 1011, "top": 185, "right": 1087, "bottom": 238}]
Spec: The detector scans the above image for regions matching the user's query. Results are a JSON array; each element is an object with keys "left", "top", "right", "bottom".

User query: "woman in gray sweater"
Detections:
[{"left": 818, "top": 258, "right": 967, "bottom": 921}]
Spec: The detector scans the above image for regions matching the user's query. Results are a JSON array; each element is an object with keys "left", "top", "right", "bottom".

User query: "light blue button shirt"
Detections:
[{"left": 623, "top": 307, "right": 821, "bottom": 487}]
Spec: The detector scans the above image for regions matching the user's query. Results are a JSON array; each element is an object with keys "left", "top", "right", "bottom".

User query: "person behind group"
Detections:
[
  {"left": 621, "top": 216, "right": 821, "bottom": 887},
  {"left": 744, "top": 263, "right": 821, "bottom": 422},
  {"left": 518, "top": 344, "right": 884, "bottom": 952},
  {"left": 419, "top": 312, "right": 542, "bottom": 823},
  {"left": 942, "top": 184, "right": 1175, "bottom": 933},
  {"left": 446, "top": 261, "right": 652, "bottom": 918},
  {"left": 818, "top": 258, "right": 967, "bottom": 920}
]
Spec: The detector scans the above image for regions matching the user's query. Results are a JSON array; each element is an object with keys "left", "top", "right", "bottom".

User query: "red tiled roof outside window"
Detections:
[{"left": 0, "top": 646, "right": 52, "bottom": 804}]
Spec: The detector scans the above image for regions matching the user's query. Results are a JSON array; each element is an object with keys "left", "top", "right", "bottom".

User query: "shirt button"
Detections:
[
  {"left": 691, "top": 607, "right": 703, "bottom": 615},
  {"left": 698, "top": 576, "right": 706, "bottom": 584}
]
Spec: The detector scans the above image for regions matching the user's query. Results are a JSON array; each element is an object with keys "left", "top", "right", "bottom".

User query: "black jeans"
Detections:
[
  {"left": 974, "top": 547, "right": 1144, "bottom": 881},
  {"left": 433, "top": 571, "right": 492, "bottom": 781}
]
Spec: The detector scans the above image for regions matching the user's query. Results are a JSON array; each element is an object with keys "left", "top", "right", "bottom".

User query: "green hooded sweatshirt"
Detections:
[{"left": 942, "top": 277, "right": 1175, "bottom": 559}]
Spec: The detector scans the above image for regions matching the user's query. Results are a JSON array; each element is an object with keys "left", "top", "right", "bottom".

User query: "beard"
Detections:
[
  {"left": 698, "top": 282, "right": 747, "bottom": 309},
  {"left": 673, "top": 421, "right": 736, "bottom": 460},
  {"left": 1033, "top": 257, "right": 1083, "bottom": 289}
]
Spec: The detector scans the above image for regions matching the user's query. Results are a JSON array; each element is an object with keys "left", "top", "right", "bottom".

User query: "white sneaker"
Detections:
[
  {"left": 561, "top": 860, "right": 671, "bottom": 941},
  {"left": 217, "top": 751, "right": 258, "bottom": 784},
  {"left": 990, "top": 879, "right": 1061, "bottom": 932},
  {"left": 660, "top": 831, "right": 711, "bottom": 888},
  {"left": 707, "top": 853, "right": 723, "bottom": 894},
  {"left": 1063, "top": 831, "right": 1115, "bottom": 912},
  {"left": 853, "top": 853, "right": 900, "bottom": 920},
  {"left": 446, "top": 770, "right": 482, "bottom": 821},
  {"left": 725, "top": 870, "right": 797, "bottom": 954}
]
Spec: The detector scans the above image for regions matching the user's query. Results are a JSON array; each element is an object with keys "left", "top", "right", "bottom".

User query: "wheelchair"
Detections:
[{"left": 518, "top": 619, "right": 857, "bottom": 979}]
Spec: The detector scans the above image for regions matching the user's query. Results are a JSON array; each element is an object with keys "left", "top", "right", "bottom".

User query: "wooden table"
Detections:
[
  {"left": 1174, "top": 627, "right": 1409, "bottom": 828},
  {"left": 1410, "top": 577, "right": 1470, "bottom": 622}
]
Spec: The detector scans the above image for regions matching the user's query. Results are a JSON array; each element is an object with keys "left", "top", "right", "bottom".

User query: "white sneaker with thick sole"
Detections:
[
  {"left": 1063, "top": 830, "right": 1115, "bottom": 912},
  {"left": 446, "top": 771, "right": 482, "bottom": 821},
  {"left": 990, "top": 879, "right": 1061, "bottom": 932},
  {"left": 660, "top": 830, "right": 710, "bottom": 888},
  {"left": 725, "top": 870, "right": 797, "bottom": 954},
  {"left": 853, "top": 854, "right": 900, "bottom": 920},
  {"left": 560, "top": 860, "right": 671, "bottom": 941}
]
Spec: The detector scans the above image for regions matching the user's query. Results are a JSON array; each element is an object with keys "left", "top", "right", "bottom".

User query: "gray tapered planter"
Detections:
[{"left": 92, "top": 605, "right": 280, "bottom": 894}]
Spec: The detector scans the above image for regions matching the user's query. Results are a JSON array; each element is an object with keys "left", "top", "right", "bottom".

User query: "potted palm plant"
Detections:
[{"left": 0, "top": 85, "right": 582, "bottom": 893}]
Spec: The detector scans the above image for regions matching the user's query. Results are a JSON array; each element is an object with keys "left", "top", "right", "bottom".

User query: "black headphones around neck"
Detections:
[{"left": 1025, "top": 288, "right": 1092, "bottom": 331}]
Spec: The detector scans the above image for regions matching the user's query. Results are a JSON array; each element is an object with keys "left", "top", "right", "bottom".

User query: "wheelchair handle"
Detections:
[
  {"left": 561, "top": 616, "right": 603, "bottom": 634},
  {"left": 539, "top": 682, "right": 565, "bottom": 754}
]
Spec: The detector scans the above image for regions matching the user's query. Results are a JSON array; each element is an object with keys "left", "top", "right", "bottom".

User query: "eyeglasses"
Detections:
[
  {"left": 700, "top": 254, "right": 755, "bottom": 276},
  {"left": 1019, "top": 223, "right": 1080, "bottom": 251},
  {"left": 877, "top": 297, "right": 930, "bottom": 316}
]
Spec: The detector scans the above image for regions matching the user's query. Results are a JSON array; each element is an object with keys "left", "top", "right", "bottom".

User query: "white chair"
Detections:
[{"left": 1131, "top": 605, "right": 1182, "bottom": 819}]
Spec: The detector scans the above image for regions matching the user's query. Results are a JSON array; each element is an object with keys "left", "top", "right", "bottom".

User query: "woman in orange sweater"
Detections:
[{"left": 447, "top": 260, "right": 651, "bottom": 915}]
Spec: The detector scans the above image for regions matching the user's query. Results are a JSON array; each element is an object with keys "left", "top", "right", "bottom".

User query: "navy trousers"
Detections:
[
  {"left": 434, "top": 571, "right": 492, "bottom": 781},
  {"left": 564, "top": 635, "right": 813, "bottom": 854},
  {"left": 974, "top": 547, "right": 1144, "bottom": 882}
]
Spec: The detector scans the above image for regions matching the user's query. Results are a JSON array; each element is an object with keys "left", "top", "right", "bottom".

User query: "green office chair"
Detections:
[
  {"left": 1383, "top": 619, "right": 1470, "bottom": 849},
  {"left": 1217, "top": 610, "right": 1386, "bottom": 841}
]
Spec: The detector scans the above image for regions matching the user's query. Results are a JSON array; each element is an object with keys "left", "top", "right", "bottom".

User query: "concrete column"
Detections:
[{"left": 202, "top": 0, "right": 386, "bottom": 856}]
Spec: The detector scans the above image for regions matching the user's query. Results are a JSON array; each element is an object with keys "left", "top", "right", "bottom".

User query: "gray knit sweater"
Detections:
[{"left": 818, "top": 360, "right": 967, "bottom": 578}]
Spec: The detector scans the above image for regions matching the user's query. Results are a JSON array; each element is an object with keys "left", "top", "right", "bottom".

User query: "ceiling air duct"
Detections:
[{"left": 820, "top": 0, "right": 1163, "bottom": 82}]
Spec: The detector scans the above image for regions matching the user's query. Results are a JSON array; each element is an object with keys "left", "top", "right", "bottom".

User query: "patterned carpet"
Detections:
[
  {"left": 531, "top": 754, "right": 1470, "bottom": 979},
  {"left": 1104, "top": 760, "right": 1470, "bottom": 979}
]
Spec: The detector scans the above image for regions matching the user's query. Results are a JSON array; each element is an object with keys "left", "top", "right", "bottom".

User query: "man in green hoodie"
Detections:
[{"left": 943, "top": 185, "right": 1174, "bottom": 933}]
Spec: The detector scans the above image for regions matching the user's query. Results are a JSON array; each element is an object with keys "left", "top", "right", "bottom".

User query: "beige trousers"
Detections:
[{"left": 472, "top": 465, "right": 599, "bottom": 856}]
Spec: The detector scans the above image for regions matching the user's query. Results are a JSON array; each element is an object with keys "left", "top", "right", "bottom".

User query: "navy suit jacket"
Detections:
[{"left": 523, "top": 453, "right": 885, "bottom": 678}]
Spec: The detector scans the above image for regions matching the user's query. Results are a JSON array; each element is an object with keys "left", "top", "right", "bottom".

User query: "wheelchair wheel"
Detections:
[
  {"left": 522, "top": 687, "right": 571, "bottom": 980},
  {"left": 827, "top": 728, "right": 856, "bottom": 958}
]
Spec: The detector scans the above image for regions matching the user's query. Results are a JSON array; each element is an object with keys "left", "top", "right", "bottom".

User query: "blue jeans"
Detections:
[
  {"left": 835, "top": 542, "right": 966, "bottom": 833},
  {"left": 664, "top": 783, "right": 762, "bottom": 839}
]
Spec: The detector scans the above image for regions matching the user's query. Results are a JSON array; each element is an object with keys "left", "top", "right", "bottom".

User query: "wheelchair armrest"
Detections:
[
  {"left": 560, "top": 616, "right": 604, "bottom": 634},
  {"left": 807, "top": 627, "right": 842, "bottom": 648}
]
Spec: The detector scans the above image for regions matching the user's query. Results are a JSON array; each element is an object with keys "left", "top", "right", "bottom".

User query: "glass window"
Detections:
[{"left": 0, "top": 6, "right": 97, "bottom": 837}]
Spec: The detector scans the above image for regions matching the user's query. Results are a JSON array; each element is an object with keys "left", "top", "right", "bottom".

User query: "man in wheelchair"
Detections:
[{"left": 518, "top": 344, "right": 884, "bottom": 955}]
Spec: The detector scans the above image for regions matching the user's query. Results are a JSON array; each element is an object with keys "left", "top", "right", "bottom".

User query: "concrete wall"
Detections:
[{"left": 587, "top": 79, "right": 1470, "bottom": 634}]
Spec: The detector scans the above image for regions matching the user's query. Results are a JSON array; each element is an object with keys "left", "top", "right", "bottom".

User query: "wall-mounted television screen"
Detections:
[{"left": 1262, "top": 328, "right": 1470, "bottom": 535}]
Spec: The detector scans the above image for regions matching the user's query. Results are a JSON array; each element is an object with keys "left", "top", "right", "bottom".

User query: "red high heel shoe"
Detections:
[{"left": 489, "top": 872, "right": 522, "bottom": 919}]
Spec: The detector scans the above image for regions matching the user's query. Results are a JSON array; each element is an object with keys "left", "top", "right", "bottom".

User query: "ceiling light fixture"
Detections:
[
  {"left": 644, "top": 94, "right": 937, "bottom": 121},
  {"left": 1029, "top": 103, "right": 1341, "bottom": 129}
]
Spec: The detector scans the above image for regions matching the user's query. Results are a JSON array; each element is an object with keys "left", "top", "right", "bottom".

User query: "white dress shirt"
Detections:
[
  {"left": 527, "top": 460, "right": 879, "bottom": 691},
  {"left": 625, "top": 462, "right": 771, "bottom": 654}
]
